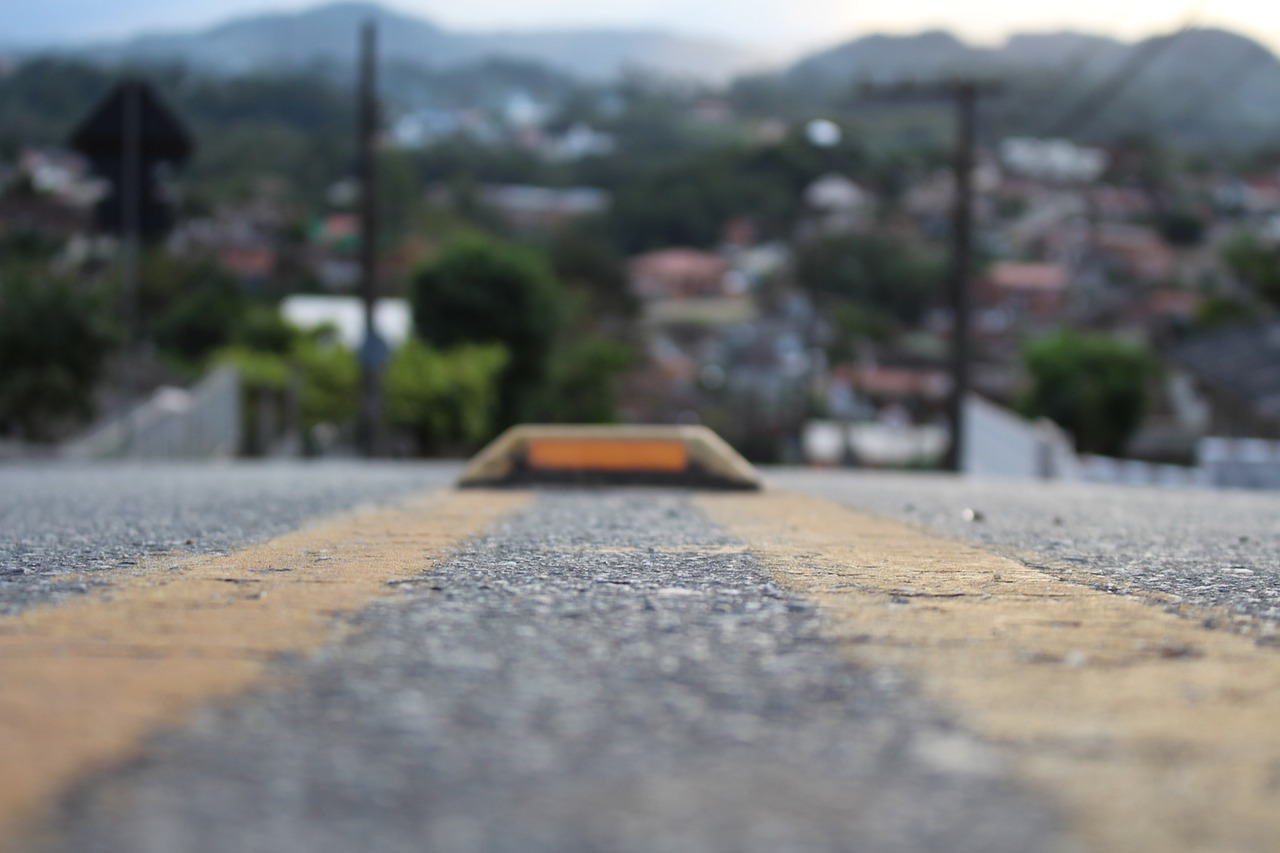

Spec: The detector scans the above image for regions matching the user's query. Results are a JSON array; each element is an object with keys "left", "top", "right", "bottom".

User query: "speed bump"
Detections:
[{"left": 457, "top": 424, "right": 762, "bottom": 490}]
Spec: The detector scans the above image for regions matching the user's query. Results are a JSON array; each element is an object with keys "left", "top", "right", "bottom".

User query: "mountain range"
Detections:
[
  {"left": 28, "top": 2, "right": 772, "bottom": 82},
  {"left": 779, "top": 27, "right": 1280, "bottom": 144},
  {"left": 10, "top": 2, "right": 1280, "bottom": 145}
]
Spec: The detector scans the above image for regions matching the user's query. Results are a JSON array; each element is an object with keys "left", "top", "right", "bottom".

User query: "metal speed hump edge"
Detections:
[{"left": 457, "top": 425, "right": 762, "bottom": 490}]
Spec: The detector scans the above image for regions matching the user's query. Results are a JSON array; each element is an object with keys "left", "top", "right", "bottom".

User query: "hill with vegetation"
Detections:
[{"left": 40, "top": 2, "right": 769, "bottom": 83}]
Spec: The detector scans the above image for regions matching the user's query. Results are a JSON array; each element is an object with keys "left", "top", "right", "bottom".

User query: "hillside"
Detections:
[
  {"left": 771, "top": 26, "right": 1280, "bottom": 146},
  {"left": 57, "top": 2, "right": 768, "bottom": 82}
]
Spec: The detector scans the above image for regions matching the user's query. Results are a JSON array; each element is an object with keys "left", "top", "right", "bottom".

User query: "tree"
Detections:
[
  {"left": 0, "top": 267, "right": 117, "bottom": 441},
  {"left": 547, "top": 224, "right": 635, "bottom": 329},
  {"left": 149, "top": 265, "right": 248, "bottom": 366},
  {"left": 383, "top": 340, "right": 508, "bottom": 455},
  {"left": 526, "top": 336, "right": 632, "bottom": 424},
  {"left": 794, "top": 232, "right": 943, "bottom": 332},
  {"left": 409, "top": 235, "right": 566, "bottom": 427},
  {"left": 1221, "top": 231, "right": 1280, "bottom": 309},
  {"left": 1019, "top": 330, "right": 1158, "bottom": 456}
]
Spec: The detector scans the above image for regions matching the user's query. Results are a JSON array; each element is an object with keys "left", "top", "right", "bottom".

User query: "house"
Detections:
[
  {"left": 1093, "top": 224, "right": 1176, "bottom": 282},
  {"left": 978, "top": 261, "right": 1070, "bottom": 326},
  {"left": 280, "top": 296, "right": 411, "bottom": 351},
  {"left": 629, "top": 249, "right": 729, "bottom": 301},
  {"left": 802, "top": 174, "right": 873, "bottom": 235},
  {"left": 1000, "top": 137, "right": 1108, "bottom": 183},
  {"left": 478, "top": 185, "right": 609, "bottom": 231},
  {"left": 1169, "top": 323, "right": 1280, "bottom": 438}
]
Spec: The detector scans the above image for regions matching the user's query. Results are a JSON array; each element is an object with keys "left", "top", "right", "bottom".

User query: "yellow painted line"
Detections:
[
  {"left": 0, "top": 489, "right": 528, "bottom": 847},
  {"left": 699, "top": 490, "right": 1280, "bottom": 853},
  {"left": 526, "top": 438, "right": 689, "bottom": 473}
]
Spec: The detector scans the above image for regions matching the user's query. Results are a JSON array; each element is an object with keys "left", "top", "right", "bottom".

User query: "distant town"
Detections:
[{"left": 3, "top": 3, "right": 1280, "bottom": 488}]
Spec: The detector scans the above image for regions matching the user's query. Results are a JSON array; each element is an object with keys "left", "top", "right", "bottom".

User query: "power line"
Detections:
[
  {"left": 1039, "top": 13, "right": 1200, "bottom": 139},
  {"left": 996, "top": 35, "right": 1120, "bottom": 138},
  {"left": 1156, "top": 45, "right": 1273, "bottom": 136}
]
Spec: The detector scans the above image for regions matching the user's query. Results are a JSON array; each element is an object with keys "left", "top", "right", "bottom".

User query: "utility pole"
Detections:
[
  {"left": 356, "top": 21, "right": 384, "bottom": 457},
  {"left": 120, "top": 81, "right": 142, "bottom": 456},
  {"left": 858, "top": 79, "right": 999, "bottom": 472}
]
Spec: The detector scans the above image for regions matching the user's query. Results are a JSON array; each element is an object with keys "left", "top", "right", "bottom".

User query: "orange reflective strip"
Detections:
[{"left": 526, "top": 439, "right": 688, "bottom": 472}]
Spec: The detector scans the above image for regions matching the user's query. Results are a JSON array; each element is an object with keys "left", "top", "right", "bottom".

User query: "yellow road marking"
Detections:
[
  {"left": 0, "top": 489, "right": 527, "bottom": 847},
  {"left": 699, "top": 490, "right": 1280, "bottom": 853}
]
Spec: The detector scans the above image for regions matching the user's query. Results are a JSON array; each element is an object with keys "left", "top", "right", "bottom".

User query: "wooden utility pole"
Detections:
[
  {"left": 356, "top": 21, "right": 383, "bottom": 457},
  {"left": 859, "top": 79, "right": 999, "bottom": 472}
]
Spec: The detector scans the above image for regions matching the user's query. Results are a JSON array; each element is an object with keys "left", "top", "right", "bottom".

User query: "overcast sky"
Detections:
[{"left": 8, "top": 0, "right": 1280, "bottom": 56}]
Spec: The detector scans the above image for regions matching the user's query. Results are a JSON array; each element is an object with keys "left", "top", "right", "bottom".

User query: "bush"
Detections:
[
  {"left": 0, "top": 267, "right": 117, "bottom": 441},
  {"left": 384, "top": 339, "right": 508, "bottom": 455},
  {"left": 409, "top": 234, "right": 565, "bottom": 427},
  {"left": 1019, "top": 330, "right": 1158, "bottom": 456}
]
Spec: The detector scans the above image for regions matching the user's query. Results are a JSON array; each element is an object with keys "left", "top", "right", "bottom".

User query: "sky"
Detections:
[{"left": 6, "top": 0, "right": 1280, "bottom": 57}]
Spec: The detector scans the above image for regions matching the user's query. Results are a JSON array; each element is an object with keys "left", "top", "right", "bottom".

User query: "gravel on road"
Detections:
[
  {"left": 47, "top": 490, "right": 1063, "bottom": 853},
  {"left": 769, "top": 469, "right": 1280, "bottom": 630},
  {"left": 0, "top": 461, "right": 460, "bottom": 616}
]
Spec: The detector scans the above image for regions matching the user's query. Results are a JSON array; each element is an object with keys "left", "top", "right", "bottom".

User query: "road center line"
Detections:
[
  {"left": 0, "top": 488, "right": 528, "bottom": 846},
  {"left": 699, "top": 490, "right": 1280, "bottom": 853}
]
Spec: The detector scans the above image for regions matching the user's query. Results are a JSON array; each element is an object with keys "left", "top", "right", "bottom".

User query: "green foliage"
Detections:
[
  {"left": 230, "top": 303, "right": 302, "bottom": 353},
  {"left": 794, "top": 232, "right": 943, "bottom": 333},
  {"left": 528, "top": 336, "right": 633, "bottom": 424},
  {"left": 1019, "top": 330, "right": 1159, "bottom": 456},
  {"left": 0, "top": 59, "right": 356, "bottom": 206},
  {"left": 150, "top": 267, "right": 248, "bottom": 365},
  {"left": 828, "top": 303, "right": 897, "bottom": 361},
  {"left": 0, "top": 59, "right": 112, "bottom": 149},
  {"left": 214, "top": 333, "right": 357, "bottom": 456},
  {"left": 292, "top": 337, "right": 359, "bottom": 430},
  {"left": 0, "top": 266, "right": 118, "bottom": 441},
  {"left": 409, "top": 235, "right": 566, "bottom": 426},
  {"left": 384, "top": 340, "right": 508, "bottom": 454},
  {"left": 212, "top": 345, "right": 290, "bottom": 393},
  {"left": 547, "top": 225, "right": 635, "bottom": 323},
  {"left": 1194, "top": 295, "right": 1263, "bottom": 330},
  {"left": 607, "top": 128, "right": 867, "bottom": 252},
  {"left": 1221, "top": 231, "right": 1280, "bottom": 308}
]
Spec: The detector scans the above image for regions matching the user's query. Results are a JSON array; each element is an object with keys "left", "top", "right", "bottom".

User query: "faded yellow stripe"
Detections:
[
  {"left": 699, "top": 490, "right": 1280, "bottom": 853},
  {"left": 0, "top": 489, "right": 528, "bottom": 847}
]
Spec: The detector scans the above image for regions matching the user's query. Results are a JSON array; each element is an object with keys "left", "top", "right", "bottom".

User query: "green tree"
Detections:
[
  {"left": 292, "top": 336, "right": 359, "bottom": 431},
  {"left": 150, "top": 267, "right": 249, "bottom": 366},
  {"left": 547, "top": 224, "right": 635, "bottom": 328},
  {"left": 1194, "top": 295, "right": 1262, "bottom": 330},
  {"left": 409, "top": 235, "right": 566, "bottom": 427},
  {"left": 1221, "top": 231, "right": 1280, "bottom": 308},
  {"left": 794, "top": 233, "right": 943, "bottom": 333},
  {"left": 607, "top": 128, "right": 867, "bottom": 252},
  {"left": 215, "top": 329, "right": 358, "bottom": 455},
  {"left": 1019, "top": 331, "right": 1158, "bottom": 456},
  {"left": 383, "top": 340, "right": 508, "bottom": 454},
  {"left": 527, "top": 336, "right": 633, "bottom": 424},
  {"left": 0, "top": 267, "right": 118, "bottom": 441}
]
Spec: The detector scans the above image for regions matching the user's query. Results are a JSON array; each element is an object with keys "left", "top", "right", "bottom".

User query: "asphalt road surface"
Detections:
[
  {"left": 3, "top": 461, "right": 1279, "bottom": 852},
  {"left": 0, "top": 461, "right": 460, "bottom": 616},
  {"left": 766, "top": 468, "right": 1280, "bottom": 632}
]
